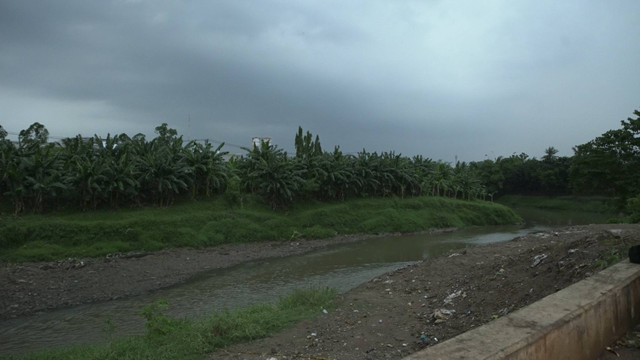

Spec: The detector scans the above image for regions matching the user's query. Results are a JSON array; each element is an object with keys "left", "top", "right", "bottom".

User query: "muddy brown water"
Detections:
[{"left": 0, "top": 223, "right": 559, "bottom": 356}]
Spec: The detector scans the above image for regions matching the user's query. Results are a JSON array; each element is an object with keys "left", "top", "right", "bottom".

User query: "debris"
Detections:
[
  {"left": 531, "top": 254, "right": 548, "bottom": 267},
  {"left": 568, "top": 249, "right": 578, "bottom": 254},
  {"left": 444, "top": 290, "right": 464, "bottom": 305},
  {"left": 432, "top": 308, "right": 455, "bottom": 323},
  {"left": 322, "top": 309, "right": 328, "bottom": 314},
  {"left": 448, "top": 253, "right": 462, "bottom": 257},
  {"left": 605, "top": 346, "right": 619, "bottom": 357}
]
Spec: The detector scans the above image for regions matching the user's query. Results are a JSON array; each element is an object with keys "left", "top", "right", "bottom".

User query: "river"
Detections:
[{"left": 0, "top": 222, "right": 559, "bottom": 356}]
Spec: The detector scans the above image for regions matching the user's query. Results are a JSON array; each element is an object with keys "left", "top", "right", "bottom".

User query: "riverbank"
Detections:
[
  {"left": 214, "top": 224, "right": 640, "bottom": 360},
  {"left": 3, "top": 224, "right": 639, "bottom": 359},
  {"left": 2, "top": 231, "right": 445, "bottom": 320},
  {"left": 0, "top": 196, "right": 520, "bottom": 262}
]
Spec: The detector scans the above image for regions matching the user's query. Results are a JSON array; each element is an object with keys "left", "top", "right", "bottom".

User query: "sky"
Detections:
[{"left": 1, "top": 0, "right": 639, "bottom": 162}]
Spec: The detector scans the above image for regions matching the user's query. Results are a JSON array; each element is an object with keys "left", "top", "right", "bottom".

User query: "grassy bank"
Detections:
[
  {"left": 497, "top": 195, "right": 619, "bottom": 225},
  {"left": 1, "top": 287, "right": 336, "bottom": 360},
  {"left": 0, "top": 196, "right": 521, "bottom": 262}
]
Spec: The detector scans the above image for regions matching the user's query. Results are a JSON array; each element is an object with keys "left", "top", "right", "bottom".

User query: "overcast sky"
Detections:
[{"left": 1, "top": 1, "right": 639, "bottom": 161}]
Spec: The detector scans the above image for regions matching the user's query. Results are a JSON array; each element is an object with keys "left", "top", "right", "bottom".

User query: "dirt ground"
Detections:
[
  {"left": 210, "top": 224, "right": 640, "bottom": 360},
  {"left": 2, "top": 224, "right": 640, "bottom": 359},
  {"left": 0, "top": 234, "right": 387, "bottom": 320}
]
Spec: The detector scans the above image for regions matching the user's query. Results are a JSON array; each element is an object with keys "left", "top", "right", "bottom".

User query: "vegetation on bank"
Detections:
[
  {"left": 0, "top": 195, "right": 520, "bottom": 262},
  {"left": 4, "top": 108, "right": 640, "bottom": 261},
  {"left": 497, "top": 195, "right": 620, "bottom": 225},
  {"left": 1, "top": 287, "right": 336, "bottom": 360},
  {"left": 2, "top": 109, "right": 640, "bottom": 217}
]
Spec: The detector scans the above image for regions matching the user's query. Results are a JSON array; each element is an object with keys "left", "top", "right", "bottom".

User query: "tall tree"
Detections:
[
  {"left": 294, "top": 126, "right": 322, "bottom": 159},
  {"left": 570, "top": 109, "right": 640, "bottom": 199},
  {"left": 542, "top": 146, "right": 559, "bottom": 163}
]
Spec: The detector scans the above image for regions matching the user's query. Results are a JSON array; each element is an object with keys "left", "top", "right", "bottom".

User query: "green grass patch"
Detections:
[
  {"left": 2, "top": 287, "right": 336, "bottom": 360},
  {"left": 0, "top": 196, "right": 521, "bottom": 262},
  {"left": 497, "top": 195, "right": 619, "bottom": 225}
]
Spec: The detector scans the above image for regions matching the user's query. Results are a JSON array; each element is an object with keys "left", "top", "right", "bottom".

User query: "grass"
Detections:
[
  {"left": 593, "top": 236, "right": 629, "bottom": 270},
  {"left": 1, "top": 287, "right": 336, "bottom": 360},
  {"left": 0, "top": 196, "right": 521, "bottom": 262},
  {"left": 496, "top": 195, "right": 619, "bottom": 225}
]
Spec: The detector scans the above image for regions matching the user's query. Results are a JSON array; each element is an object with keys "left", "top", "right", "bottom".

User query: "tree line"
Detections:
[{"left": 1, "top": 108, "right": 638, "bottom": 214}]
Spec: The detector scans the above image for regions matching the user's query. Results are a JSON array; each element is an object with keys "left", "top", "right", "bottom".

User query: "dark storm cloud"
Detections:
[{"left": 1, "top": 0, "right": 639, "bottom": 160}]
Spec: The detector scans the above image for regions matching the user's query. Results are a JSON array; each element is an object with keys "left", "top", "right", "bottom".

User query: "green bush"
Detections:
[{"left": 627, "top": 195, "right": 640, "bottom": 223}]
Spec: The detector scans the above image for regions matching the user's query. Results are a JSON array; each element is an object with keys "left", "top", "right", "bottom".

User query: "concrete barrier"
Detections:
[{"left": 403, "top": 260, "right": 640, "bottom": 360}]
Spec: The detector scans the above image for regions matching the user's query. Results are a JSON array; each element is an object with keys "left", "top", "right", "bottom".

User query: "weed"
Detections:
[
  {"left": 11, "top": 287, "right": 336, "bottom": 360},
  {"left": 140, "top": 299, "right": 177, "bottom": 336},
  {"left": 593, "top": 237, "right": 627, "bottom": 270}
]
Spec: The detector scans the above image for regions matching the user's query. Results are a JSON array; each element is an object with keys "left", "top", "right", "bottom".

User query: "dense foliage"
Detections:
[
  {"left": 0, "top": 124, "right": 495, "bottom": 213},
  {"left": 1, "top": 108, "right": 638, "bottom": 216},
  {"left": 0, "top": 123, "right": 229, "bottom": 213},
  {"left": 569, "top": 109, "right": 640, "bottom": 220},
  {"left": 570, "top": 109, "right": 640, "bottom": 199}
]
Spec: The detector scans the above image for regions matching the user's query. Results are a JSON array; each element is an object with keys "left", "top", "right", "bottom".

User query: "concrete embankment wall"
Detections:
[{"left": 404, "top": 260, "right": 640, "bottom": 360}]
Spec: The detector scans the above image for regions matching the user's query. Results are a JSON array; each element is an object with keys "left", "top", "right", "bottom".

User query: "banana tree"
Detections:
[
  {"left": 238, "top": 142, "right": 304, "bottom": 210},
  {"left": 183, "top": 141, "right": 229, "bottom": 198}
]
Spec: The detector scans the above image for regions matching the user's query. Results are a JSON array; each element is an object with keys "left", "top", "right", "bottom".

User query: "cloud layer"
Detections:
[{"left": 1, "top": 0, "right": 639, "bottom": 161}]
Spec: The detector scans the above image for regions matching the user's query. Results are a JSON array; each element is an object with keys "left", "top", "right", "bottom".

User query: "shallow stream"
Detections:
[{"left": 0, "top": 224, "right": 553, "bottom": 355}]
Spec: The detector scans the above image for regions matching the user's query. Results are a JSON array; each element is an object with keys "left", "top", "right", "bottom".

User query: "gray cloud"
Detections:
[{"left": 1, "top": 0, "right": 639, "bottom": 161}]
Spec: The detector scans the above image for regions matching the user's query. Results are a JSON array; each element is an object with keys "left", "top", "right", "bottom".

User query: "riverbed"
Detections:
[{"left": 0, "top": 224, "right": 548, "bottom": 355}]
